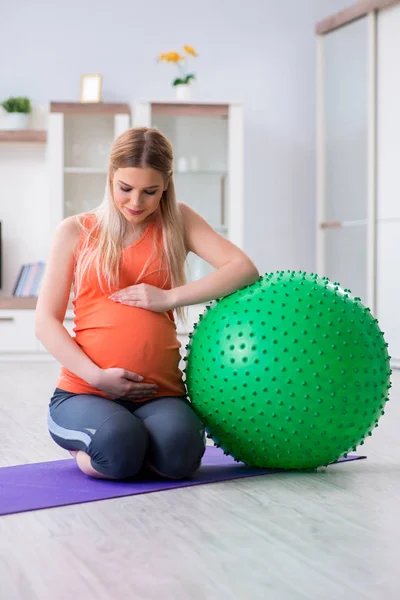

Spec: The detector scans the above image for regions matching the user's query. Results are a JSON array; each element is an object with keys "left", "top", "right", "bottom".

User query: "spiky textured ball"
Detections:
[{"left": 185, "top": 271, "right": 391, "bottom": 469}]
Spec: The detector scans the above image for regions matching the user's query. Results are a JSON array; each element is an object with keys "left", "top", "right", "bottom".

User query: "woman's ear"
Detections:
[
  {"left": 164, "top": 176, "right": 171, "bottom": 191},
  {"left": 109, "top": 171, "right": 115, "bottom": 195}
]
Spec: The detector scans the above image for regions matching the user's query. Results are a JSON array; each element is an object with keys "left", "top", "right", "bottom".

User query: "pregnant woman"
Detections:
[{"left": 35, "top": 127, "right": 259, "bottom": 480}]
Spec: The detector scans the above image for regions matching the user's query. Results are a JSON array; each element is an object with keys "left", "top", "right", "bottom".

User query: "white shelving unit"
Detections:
[
  {"left": 133, "top": 101, "right": 243, "bottom": 246},
  {"left": 132, "top": 100, "right": 244, "bottom": 330},
  {"left": 0, "top": 297, "right": 75, "bottom": 360},
  {"left": 48, "top": 102, "right": 131, "bottom": 229},
  {"left": 0, "top": 100, "right": 244, "bottom": 360},
  {"left": 0, "top": 102, "right": 131, "bottom": 359},
  {"left": 316, "top": 0, "right": 400, "bottom": 367}
]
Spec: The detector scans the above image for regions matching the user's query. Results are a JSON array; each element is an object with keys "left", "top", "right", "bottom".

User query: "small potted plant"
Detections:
[
  {"left": 158, "top": 46, "right": 198, "bottom": 101},
  {"left": 0, "top": 97, "right": 32, "bottom": 130}
]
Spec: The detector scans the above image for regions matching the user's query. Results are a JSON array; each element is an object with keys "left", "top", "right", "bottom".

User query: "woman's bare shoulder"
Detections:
[
  {"left": 55, "top": 212, "right": 97, "bottom": 245},
  {"left": 54, "top": 215, "right": 82, "bottom": 248}
]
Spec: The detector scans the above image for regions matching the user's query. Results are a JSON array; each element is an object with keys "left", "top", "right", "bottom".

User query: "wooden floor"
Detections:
[{"left": 0, "top": 361, "right": 399, "bottom": 600}]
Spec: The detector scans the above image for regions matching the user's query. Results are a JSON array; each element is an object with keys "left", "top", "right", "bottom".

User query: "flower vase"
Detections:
[
  {"left": 4, "top": 113, "right": 29, "bottom": 130},
  {"left": 175, "top": 84, "right": 191, "bottom": 101}
]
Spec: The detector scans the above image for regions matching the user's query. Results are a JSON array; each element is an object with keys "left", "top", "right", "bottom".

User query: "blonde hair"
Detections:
[{"left": 74, "top": 127, "right": 187, "bottom": 320}]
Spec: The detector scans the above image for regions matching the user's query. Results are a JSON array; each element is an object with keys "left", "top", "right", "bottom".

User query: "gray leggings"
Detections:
[{"left": 48, "top": 388, "right": 206, "bottom": 480}]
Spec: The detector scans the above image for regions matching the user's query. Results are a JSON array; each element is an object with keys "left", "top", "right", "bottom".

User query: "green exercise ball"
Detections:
[{"left": 185, "top": 271, "right": 391, "bottom": 469}]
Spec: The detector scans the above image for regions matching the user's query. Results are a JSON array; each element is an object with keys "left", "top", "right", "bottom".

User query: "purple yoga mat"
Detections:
[{"left": 0, "top": 446, "right": 365, "bottom": 516}]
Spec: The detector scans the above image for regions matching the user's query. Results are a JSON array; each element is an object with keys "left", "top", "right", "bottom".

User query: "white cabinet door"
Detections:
[
  {"left": 376, "top": 221, "right": 400, "bottom": 361},
  {"left": 376, "top": 4, "right": 400, "bottom": 364},
  {"left": 0, "top": 311, "right": 37, "bottom": 353},
  {"left": 377, "top": 3, "right": 400, "bottom": 221},
  {"left": 324, "top": 224, "right": 368, "bottom": 300},
  {"left": 37, "top": 310, "right": 75, "bottom": 353},
  {"left": 319, "top": 16, "right": 370, "bottom": 302},
  {"left": 176, "top": 304, "right": 205, "bottom": 336},
  {"left": 322, "top": 17, "right": 369, "bottom": 224}
]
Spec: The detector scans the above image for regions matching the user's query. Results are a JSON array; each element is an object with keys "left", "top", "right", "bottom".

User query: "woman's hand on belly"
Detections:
[
  {"left": 109, "top": 284, "right": 173, "bottom": 312},
  {"left": 93, "top": 367, "right": 159, "bottom": 400}
]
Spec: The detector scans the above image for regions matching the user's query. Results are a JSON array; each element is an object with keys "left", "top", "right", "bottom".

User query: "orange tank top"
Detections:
[{"left": 57, "top": 213, "right": 186, "bottom": 400}]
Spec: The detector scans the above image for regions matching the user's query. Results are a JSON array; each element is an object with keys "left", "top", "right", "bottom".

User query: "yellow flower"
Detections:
[
  {"left": 166, "top": 51, "right": 184, "bottom": 63},
  {"left": 184, "top": 45, "right": 198, "bottom": 57},
  {"left": 158, "top": 53, "right": 167, "bottom": 61}
]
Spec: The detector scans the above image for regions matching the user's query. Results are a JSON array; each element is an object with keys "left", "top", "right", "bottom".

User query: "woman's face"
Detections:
[{"left": 112, "top": 167, "right": 167, "bottom": 225}]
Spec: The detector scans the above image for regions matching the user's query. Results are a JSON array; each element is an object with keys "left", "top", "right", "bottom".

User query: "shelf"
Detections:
[
  {"left": 0, "top": 130, "right": 47, "bottom": 143},
  {"left": 151, "top": 103, "right": 229, "bottom": 118},
  {"left": 51, "top": 102, "right": 130, "bottom": 115},
  {"left": 316, "top": 0, "right": 399, "bottom": 35},
  {"left": 64, "top": 167, "right": 107, "bottom": 174},
  {"left": 175, "top": 170, "right": 227, "bottom": 176},
  {"left": 64, "top": 168, "right": 226, "bottom": 176},
  {"left": 0, "top": 297, "right": 74, "bottom": 310},
  {"left": 0, "top": 297, "right": 38, "bottom": 309},
  {"left": 64, "top": 169, "right": 226, "bottom": 176}
]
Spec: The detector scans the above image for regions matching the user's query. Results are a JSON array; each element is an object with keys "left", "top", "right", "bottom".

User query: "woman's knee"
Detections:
[
  {"left": 146, "top": 409, "right": 206, "bottom": 479},
  {"left": 89, "top": 412, "right": 148, "bottom": 479}
]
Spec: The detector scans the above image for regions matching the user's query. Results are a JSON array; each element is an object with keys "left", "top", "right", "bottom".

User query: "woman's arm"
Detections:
[
  {"left": 36, "top": 218, "right": 159, "bottom": 399},
  {"left": 35, "top": 217, "right": 102, "bottom": 386},
  {"left": 109, "top": 204, "right": 259, "bottom": 312},
  {"left": 171, "top": 203, "right": 259, "bottom": 308}
]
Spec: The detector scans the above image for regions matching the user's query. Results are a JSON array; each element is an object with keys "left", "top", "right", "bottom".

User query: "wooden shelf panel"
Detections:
[
  {"left": 64, "top": 167, "right": 107, "bottom": 174},
  {"left": 51, "top": 102, "right": 130, "bottom": 115},
  {"left": 0, "top": 297, "right": 38, "bottom": 309},
  {"left": 316, "top": 0, "right": 399, "bottom": 34},
  {"left": 0, "top": 297, "right": 74, "bottom": 310},
  {"left": 0, "top": 130, "right": 47, "bottom": 143},
  {"left": 151, "top": 103, "right": 229, "bottom": 118}
]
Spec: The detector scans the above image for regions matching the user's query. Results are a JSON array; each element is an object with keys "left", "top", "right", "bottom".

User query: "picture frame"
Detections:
[{"left": 79, "top": 73, "right": 103, "bottom": 103}]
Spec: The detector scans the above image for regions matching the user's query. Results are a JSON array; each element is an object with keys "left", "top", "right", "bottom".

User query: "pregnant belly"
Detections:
[{"left": 74, "top": 304, "right": 184, "bottom": 389}]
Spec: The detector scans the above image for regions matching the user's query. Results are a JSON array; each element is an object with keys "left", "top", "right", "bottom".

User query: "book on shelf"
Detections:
[{"left": 12, "top": 262, "right": 46, "bottom": 297}]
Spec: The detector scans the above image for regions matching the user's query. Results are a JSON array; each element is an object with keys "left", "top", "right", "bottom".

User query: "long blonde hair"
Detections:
[{"left": 74, "top": 127, "right": 187, "bottom": 319}]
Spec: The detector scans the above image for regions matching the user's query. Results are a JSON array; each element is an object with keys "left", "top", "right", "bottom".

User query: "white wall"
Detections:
[
  {"left": 0, "top": 0, "right": 354, "bottom": 288},
  {"left": 0, "top": 144, "right": 49, "bottom": 294}
]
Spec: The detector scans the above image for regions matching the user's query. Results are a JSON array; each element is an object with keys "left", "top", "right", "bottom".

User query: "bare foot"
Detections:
[{"left": 70, "top": 449, "right": 117, "bottom": 480}]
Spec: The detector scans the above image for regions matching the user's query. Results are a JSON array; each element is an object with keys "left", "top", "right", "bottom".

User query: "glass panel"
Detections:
[
  {"left": 174, "top": 172, "right": 227, "bottom": 230},
  {"left": 64, "top": 173, "right": 106, "bottom": 217},
  {"left": 376, "top": 5, "right": 400, "bottom": 220},
  {"left": 323, "top": 224, "right": 367, "bottom": 302},
  {"left": 185, "top": 252, "right": 216, "bottom": 282},
  {"left": 64, "top": 115, "right": 114, "bottom": 170},
  {"left": 153, "top": 114, "right": 228, "bottom": 172},
  {"left": 323, "top": 17, "right": 368, "bottom": 222},
  {"left": 153, "top": 113, "right": 228, "bottom": 228}
]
